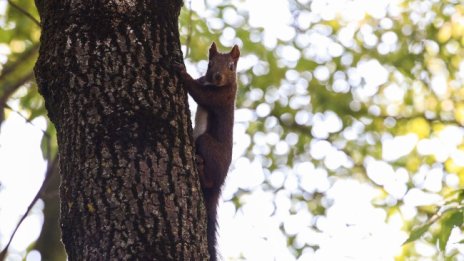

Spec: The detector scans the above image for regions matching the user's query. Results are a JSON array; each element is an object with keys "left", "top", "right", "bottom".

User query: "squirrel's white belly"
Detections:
[{"left": 193, "top": 105, "right": 208, "bottom": 140}]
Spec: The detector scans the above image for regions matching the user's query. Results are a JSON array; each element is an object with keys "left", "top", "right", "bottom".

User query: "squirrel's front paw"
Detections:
[
  {"left": 196, "top": 155, "right": 205, "bottom": 176},
  {"left": 196, "top": 155, "right": 205, "bottom": 169},
  {"left": 173, "top": 62, "right": 187, "bottom": 73}
]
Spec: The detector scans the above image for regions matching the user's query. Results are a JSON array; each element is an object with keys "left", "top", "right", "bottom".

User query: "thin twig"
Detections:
[
  {"left": 0, "top": 72, "right": 35, "bottom": 105},
  {"left": 3, "top": 103, "right": 50, "bottom": 139},
  {"left": 6, "top": 0, "right": 41, "bottom": 27},
  {"left": 0, "top": 44, "right": 39, "bottom": 82},
  {"left": 184, "top": 0, "right": 193, "bottom": 58},
  {"left": 0, "top": 73, "right": 35, "bottom": 126},
  {"left": 0, "top": 157, "right": 58, "bottom": 260}
]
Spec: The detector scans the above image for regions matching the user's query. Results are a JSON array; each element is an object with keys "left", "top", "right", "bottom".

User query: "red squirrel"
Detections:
[{"left": 176, "top": 42, "right": 240, "bottom": 261}]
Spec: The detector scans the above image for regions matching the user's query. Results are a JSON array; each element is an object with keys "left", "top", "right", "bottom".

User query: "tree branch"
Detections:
[
  {"left": 0, "top": 72, "right": 35, "bottom": 127},
  {"left": 0, "top": 156, "right": 58, "bottom": 260},
  {"left": 376, "top": 113, "right": 462, "bottom": 126},
  {"left": 6, "top": 0, "right": 41, "bottom": 27},
  {"left": 3, "top": 103, "right": 50, "bottom": 143},
  {"left": 0, "top": 44, "right": 39, "bottom": 83},
  {"left": 0, "top": 72, "right": 35, "bottom": 105}
]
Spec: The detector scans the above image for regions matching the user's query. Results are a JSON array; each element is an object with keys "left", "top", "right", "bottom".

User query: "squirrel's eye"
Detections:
[{"left": 228, "top": 63, "right": 234, "bottom": 71}]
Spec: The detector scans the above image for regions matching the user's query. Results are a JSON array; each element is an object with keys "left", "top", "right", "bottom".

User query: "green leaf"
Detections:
[
  {"left": 403, "top": 222, "right": 433, "bottom": 245},
  {"left": 438, "top": 210, "right": 464, "bottom": 251},
  {"left": 443, "top": 189, "right": 464, "bottom": 200}
]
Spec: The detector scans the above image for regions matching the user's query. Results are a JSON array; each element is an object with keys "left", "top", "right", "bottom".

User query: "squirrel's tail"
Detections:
[
  {"left": 207, "top": 211, "right": 218, "bottom": 261},
  {"left": 204, "top": 188, "right": 220, "bottom": 261}
]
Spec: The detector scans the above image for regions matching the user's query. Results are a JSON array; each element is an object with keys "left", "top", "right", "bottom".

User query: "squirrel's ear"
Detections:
[
  {"left": 230, "top": 45, "right": 240, "bottom": 60},
  {"left": 209, "top": 42, "right": 218, "bottom": 57}
]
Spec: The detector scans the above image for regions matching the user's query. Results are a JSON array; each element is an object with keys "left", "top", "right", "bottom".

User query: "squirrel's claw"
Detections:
[{"left": 173, "top": 62, "right": 186, "bottom": 72}]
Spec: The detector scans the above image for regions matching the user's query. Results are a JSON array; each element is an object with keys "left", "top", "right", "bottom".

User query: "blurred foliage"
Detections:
[
  {"left": 179, "top": 0, "right": 464, "bottom": 259},
  {"left": 2, "top": 0, "right": 464, "bottom": 260}
]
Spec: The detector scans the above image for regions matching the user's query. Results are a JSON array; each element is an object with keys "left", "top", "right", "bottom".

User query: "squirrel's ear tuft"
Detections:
[
  {"left": 209, "top": 42, "right": 218, "bottom": 57},
  {"left": 230, "top": 45, "right": 240, "bottom": 60}
]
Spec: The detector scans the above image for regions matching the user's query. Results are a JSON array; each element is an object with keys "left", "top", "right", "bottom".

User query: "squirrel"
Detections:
[{"left": 176, "top": 42, "right": 240, "bottom": 261}]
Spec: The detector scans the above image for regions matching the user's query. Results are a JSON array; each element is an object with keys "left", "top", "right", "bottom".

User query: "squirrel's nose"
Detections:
[{"left": 214, "top": 73, "right": 222, "bottom": 82}]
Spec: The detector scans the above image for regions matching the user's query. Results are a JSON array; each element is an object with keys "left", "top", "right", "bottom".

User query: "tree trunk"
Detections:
[{"left": 34, "top": 1, "right": 209, "bottom": 260}]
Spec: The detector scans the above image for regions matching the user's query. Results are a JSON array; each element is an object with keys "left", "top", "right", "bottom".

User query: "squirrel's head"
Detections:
[{"left": 205, "top": 42, "right": 240, "bottom": 87}]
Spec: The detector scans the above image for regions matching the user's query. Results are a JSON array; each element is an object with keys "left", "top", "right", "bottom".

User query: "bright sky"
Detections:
[
  {"left": 0, "top": 108, "right": 46, "bottom": 261},
  {"left": 1, "top": 0, "right": 464, "bottom": 260}
]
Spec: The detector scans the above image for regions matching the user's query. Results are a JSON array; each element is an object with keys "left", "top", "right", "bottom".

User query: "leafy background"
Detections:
[{"left": 1, "top": 0, "right": 464, "bottom": 260}]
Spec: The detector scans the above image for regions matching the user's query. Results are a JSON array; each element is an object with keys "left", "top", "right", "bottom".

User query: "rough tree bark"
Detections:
[{"left": 34, "top": 1, "right": 209, "bottom": 260}]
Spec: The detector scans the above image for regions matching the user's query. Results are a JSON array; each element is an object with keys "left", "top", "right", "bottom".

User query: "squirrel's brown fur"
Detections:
[{"left": 176, "top": 42, "right": 240, "bottom": 261}]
